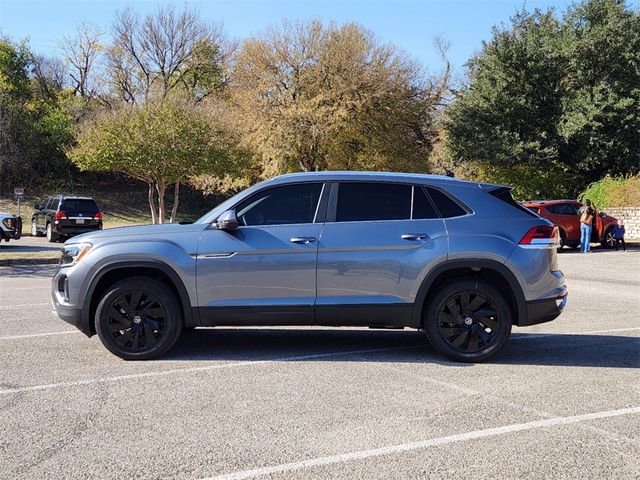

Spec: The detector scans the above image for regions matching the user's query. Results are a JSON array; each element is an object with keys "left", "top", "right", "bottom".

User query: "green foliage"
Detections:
[
  {"left": 579, "top": 175, "right": 640, "bottom": 207},
  {"left": 445, "top": 0, "right": 640, "bottom": 197}
]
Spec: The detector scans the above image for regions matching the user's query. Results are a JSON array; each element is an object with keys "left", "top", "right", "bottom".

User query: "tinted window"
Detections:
[
  {"left": 412, "top": 187, "right": 439, "bottom": 219},
  {"left": 527, "top": 207, "right": 540, "bottom": 215},
  {"left": 60, "top": 199, "right": 99, "bottom": 215},
  {"left": 336, "top": 183, "right": 411, "bottom": 222},
  {"left": 42, "top": 197, "right": 52, "bottom": 210},
  {"left": 236, "top": 183, "right": 322, "bottom": 226},
  {"left": 426, "top": 187, "right": 467, "bottom": 218},
  {"left": 50, "top": 197, "right": 60, "bottom": 211},
  {"left": 547, "top": 203, "right": 578, "bottom": 216}
]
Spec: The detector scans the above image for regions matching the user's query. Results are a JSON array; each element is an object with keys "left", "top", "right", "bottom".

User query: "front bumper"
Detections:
[
  {"left": 521, "top": 290, "right": 568, "bottom": 326},
  {"left": 51, "top": 269, "right": 93, "bottom": 337}
]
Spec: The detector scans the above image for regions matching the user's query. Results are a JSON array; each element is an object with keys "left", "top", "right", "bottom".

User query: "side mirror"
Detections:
[
  {"left": 34, "top": 204, "right": 40, "bottom": 210},
  {"left": 215, "top": 209, "right": 239, "bottom": 231}
]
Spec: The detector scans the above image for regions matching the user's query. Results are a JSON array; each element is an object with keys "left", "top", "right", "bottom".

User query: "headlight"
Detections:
[
  {"left": 2, "top": 217, "right": 15, "bottom": 229},
  {"left": 60, "top": 242, "right": 93, "bottom": 267}
]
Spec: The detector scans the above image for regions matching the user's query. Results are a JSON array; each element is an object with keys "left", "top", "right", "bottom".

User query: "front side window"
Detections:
[
  {"left": 336, "top": 183, "right": 411, "bottom": 222},
  {"left": 235, "top": 183, "right": 323, "bottom": 226}
]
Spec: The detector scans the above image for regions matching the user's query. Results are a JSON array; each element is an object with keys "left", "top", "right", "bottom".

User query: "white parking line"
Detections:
[
  {"left": 511, "top": 326, "right": 640, "bottom": 341},
  {"left": 0, "top": 331, "right": 79, "bottom": 340},
  {"left": 0, "top": 345, "right": 423, "bottom": 395},
  {"left": 0, "top": 302, "right": 50, "bottom": 310},
  {"left": 200, "top": 406, "right": 640, "bottom": 480}
]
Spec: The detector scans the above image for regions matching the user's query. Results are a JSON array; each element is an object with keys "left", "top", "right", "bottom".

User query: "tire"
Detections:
[
  {"left": 95, "top": 277, "right": 183, "bottom": 360},
  {"left": 32, "top": 220, "right": 44, "bottom": 237},
  {"left": 601, "top": 228, "right": 615, "bottom": 249},
  {"left": 424, "top": 279, "right": 512, "bottom": 363},
  {"left": 46, "top": 223, "right": 58, "bottom": 242}
]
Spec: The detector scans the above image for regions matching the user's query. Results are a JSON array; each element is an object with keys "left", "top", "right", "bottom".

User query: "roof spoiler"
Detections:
[{"left": 478, "top": 183, "right": 511, "bottom": 192}]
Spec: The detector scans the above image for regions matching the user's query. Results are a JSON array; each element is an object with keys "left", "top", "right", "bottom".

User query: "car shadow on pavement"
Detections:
[{"left": 163, "top": 328, "right": 639, "bottom": 369}]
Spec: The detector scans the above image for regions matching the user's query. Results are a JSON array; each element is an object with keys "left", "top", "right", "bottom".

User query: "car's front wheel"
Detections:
[
  {"left": 425, "top": 279, "right": 512, "bottom": 362},
  {"left": 95, "top": 277, "right": 183, "bottom": 360},
  {"left": 601, "top": 228, "right": 615, "bottom": 249}
]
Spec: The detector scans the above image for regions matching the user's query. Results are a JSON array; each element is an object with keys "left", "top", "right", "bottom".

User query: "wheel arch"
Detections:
[
  {"left": 82, "top": 260, "right": 197, "bottom": 336},
  {"left": 413, "top": 259, "right": 527, "bottom": 327}
]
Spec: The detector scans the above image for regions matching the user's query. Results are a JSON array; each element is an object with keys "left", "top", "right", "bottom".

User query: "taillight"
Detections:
[
  {"left": 519, "top": 225, "right": 559, "bottom": 246},
  {"left": 94, "top": 213, "right": 104, "bottom": 221},
  {"left": 53, "top": 211, "right": 67, "bottom": 220}
]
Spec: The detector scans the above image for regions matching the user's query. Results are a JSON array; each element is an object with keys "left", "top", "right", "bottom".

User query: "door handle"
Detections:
[
  {"left": 401, "top": 233, "right": 428, "bottom": 241},
  {"left": 290, "top": 236, "right": 317, "bottom": 244}
]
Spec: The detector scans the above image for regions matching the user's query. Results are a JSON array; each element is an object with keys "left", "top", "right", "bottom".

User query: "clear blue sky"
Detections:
[{"left": 0, "top": 0, "right": 635, "bottom": 75}]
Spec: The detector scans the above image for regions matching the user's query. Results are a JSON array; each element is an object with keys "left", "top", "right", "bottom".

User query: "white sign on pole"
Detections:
[{"left": 14, "top": 186, "right": 25, "bottom": 197}]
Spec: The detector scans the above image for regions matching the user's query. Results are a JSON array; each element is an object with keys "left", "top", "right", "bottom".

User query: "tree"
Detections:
[
  {"left": 60, "top": 23, "right": 104, "bottom": 101},
  {"left": 68, "top": 95, "right": 236, "bottom": 223},
  {"left": 445, "top": 0, "right": 639, "bottom": 198},
  {"left": 230, "top": 20, "right": 449, "bottom": 177},
  {"left": 107, "top": 5, "right": 229, "bottom": 103}
]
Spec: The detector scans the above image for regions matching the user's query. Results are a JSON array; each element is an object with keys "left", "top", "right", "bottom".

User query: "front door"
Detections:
[
  {"left": 196, "top": 182, "right": 326, "bottom": 325},
  {"left": 316, "top": 182, "right": 448, "bottom": 327}
]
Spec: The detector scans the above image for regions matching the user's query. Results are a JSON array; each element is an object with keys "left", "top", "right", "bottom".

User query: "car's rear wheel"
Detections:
[
  {"left": 425, "top": 279, "right": 512, "bottom": 363},
  {"left": 31, "top": 220, "right": 43, "bottom": 237},
  {"left": 46, "top": 223, "right": 58, "bottom": 242},
  {"left": 601, "top": 228, "right": 615, "bottom": 249},
  {"left": 95, "top": 277, "right": 183, "bottom": 360}
]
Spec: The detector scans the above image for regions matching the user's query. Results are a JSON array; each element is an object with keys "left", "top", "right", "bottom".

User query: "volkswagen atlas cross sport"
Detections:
[{"left": 52, "top": 172, "right": 567, "bottom": 362}]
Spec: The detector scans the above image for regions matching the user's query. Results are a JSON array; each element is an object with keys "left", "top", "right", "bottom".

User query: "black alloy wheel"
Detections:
[
  {"left": 106, "top": 290, "right": 166, "bottom": 350},
  {"left": 95, "top": 277, "right": 183, "bottom": 360},
  {"left": 425, "top": 279, "right": 512, "bottom": 362}
]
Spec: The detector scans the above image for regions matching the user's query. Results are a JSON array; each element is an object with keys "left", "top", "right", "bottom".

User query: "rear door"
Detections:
[{"left": 315, "top": 182, "right": 448, "bottom": 327}]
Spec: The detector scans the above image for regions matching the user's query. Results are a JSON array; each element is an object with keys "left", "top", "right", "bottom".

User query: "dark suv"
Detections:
[{"left": 32, "top": 196, "right": 103, "bottom": 242}]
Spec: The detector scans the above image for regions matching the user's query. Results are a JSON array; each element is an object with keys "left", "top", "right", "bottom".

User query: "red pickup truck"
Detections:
[{"left": 523, "top": 199, "right": 618, "bottom": 249}]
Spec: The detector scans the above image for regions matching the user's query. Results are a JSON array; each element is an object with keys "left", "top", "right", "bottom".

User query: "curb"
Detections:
[{"left": 0, "top": 258, "right": 59, "bottom": 267}]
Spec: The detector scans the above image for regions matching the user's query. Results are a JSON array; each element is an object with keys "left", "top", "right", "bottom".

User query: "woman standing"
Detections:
[{"left": 579, "top": 200, "right": 595, "bottom": 253}]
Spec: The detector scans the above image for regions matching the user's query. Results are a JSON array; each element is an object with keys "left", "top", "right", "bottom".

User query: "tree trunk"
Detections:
[
  {"left": 156, "top": 179, "right": 166, "bottom": 224},
  {"left": 169, "top": 182, "right": 180, "bottom": 224},
  {"left": 147, "top": 181, "right": 158, "bottom": 224}
]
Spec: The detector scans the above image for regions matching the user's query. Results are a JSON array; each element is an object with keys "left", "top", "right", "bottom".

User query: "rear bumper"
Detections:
[
  {"left": 521, "top": 291, "right": 568, "bottom": 326},
  {"left": 56, "top": 225, "right": 101, "bottom": 235}
]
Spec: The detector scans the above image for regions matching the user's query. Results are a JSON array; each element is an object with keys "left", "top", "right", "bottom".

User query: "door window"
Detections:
[
  {"left": 235, "top": 183, "right": 323, "bottom": 226},
  {"left": 336, "top": 183, "right": 411, "bottom": 222},
  {"left": 547, "top": 203, "right": 578, "bottom": 216}
]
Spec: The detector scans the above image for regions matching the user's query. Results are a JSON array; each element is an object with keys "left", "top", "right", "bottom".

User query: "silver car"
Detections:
[{"left": 52, "top": 172, "right": 567, "bottom": 362}]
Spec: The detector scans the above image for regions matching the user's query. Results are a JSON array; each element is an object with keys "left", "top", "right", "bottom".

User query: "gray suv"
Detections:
[{"left": 52, "top": 172, "right": 567, "bottom": 362}]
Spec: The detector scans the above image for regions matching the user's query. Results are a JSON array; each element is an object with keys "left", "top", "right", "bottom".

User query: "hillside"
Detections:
[{"left": 0, "top": 176, "right": 225, "bottom": 229}]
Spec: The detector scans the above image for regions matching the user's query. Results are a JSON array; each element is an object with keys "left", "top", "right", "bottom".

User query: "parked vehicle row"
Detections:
[{"left": 52, "top": 172, "right": 568, "bottom": 363}]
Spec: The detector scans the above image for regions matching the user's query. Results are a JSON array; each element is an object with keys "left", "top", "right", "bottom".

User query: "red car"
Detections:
[{"left": 523, "top": 200, "right": 618, "bottom": 249}]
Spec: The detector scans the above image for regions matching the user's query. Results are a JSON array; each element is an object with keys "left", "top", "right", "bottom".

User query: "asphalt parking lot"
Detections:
[{"left": 1, "top": 249, "right": 638, "bottom": 480}]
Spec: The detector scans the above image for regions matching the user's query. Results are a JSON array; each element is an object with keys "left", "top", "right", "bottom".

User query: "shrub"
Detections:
[{"left": 579, "top": 176, "right": 640, "bottom": 208}]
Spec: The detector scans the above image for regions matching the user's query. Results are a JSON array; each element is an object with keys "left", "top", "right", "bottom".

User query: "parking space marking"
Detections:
[
  {"left": 511, "top": 326, "right": 640, "bottom": 341},
  {"left": 0, "top": 330, "right": 79, "bottom": 340},
  {"left": 0, "top": 302, "right": 50, "bottom": 310},
  {"left": 0, "top": 345, "right": 423, "bottom": 395},
  {"left": 200, "top": 406, "right": 640, "bottom": 480}
]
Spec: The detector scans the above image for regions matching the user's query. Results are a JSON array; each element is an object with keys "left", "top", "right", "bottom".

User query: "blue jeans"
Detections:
[{"left": 580, "top": 223, "right": 592, "bottom": 252}]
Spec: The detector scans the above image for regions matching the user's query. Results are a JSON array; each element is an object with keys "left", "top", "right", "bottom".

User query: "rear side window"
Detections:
[
  {"left": 426, "top": 187, "right": 467, "bottom": 218},
  {"left": 486, "top": 187, "right": 537, "bottom": 218},
  {"left": 61, "top": 199, "right": 99, "bottom": 215},
  {"left": 527, "top": 206, "right": 540, "bottom": 215},
  {"left": 235, "top": 183, "right": 323, "bottom": 226},
  {"left": 49, "top": 197, "right": 60, "bottom": 211},
  {"left": 412, "top": 187, "right": 439, "bottom": 219},
  {"left": 336, "top": 183, "right": 411, "bottom": 222}
]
